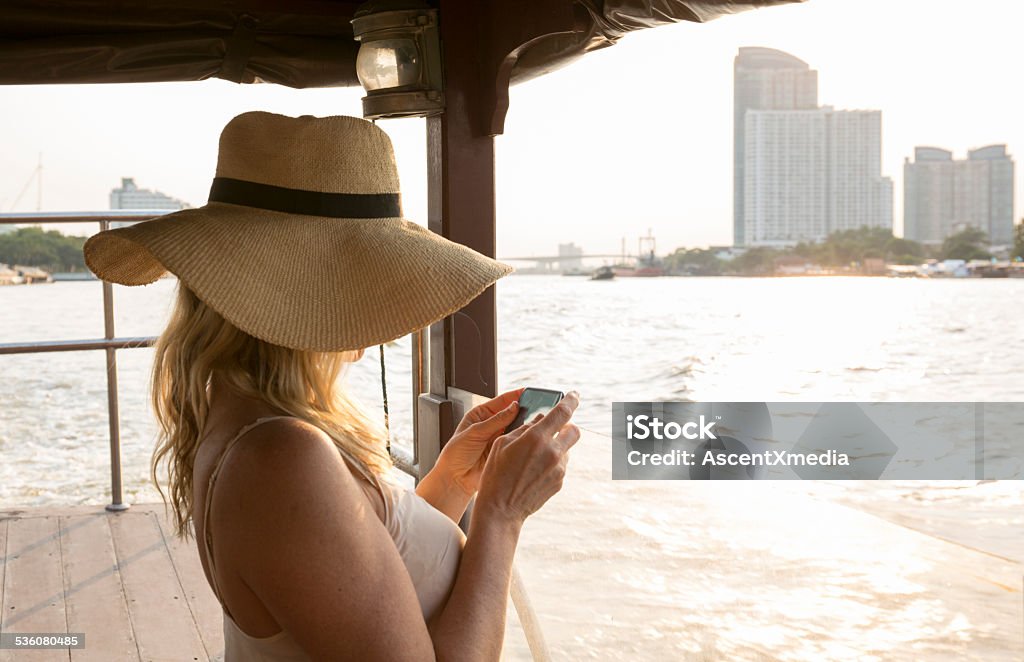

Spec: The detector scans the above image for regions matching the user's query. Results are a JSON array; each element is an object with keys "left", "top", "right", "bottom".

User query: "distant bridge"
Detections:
[
  {"left": 497, "top": 253, "right": 643, "bottom": 271},
  {"left": 499, "top": 254, "right": 628, "bottom": 262},
  {"left": 499, "top": 253, "right": 636, "bottom": 263}
]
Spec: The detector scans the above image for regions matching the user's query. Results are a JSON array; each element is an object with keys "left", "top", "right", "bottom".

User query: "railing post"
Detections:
[
  {"left": 411, "top": 327, "right": 428, "bottom": 469},
  {"left": 99, "top": 219, "right": 129, "bottom": 512}
]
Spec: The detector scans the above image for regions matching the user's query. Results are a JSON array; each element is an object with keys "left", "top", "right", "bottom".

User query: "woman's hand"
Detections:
[
  {"left": 435, "top": 387, "right": 525, "bottom": 497},
  {"left": 474, "top": 391, "right": 581, "bottom": 525}
]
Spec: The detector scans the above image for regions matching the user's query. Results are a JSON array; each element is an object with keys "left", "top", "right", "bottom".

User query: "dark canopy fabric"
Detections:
[
  {"left": 0, "top": 0, "right": 800, "bottom": 88},
  {"left": 512, "top": 0, "right": 802, "bottom": 84},
  {"left": 0, "top": 1, "right": 365, "bottom": 88}
]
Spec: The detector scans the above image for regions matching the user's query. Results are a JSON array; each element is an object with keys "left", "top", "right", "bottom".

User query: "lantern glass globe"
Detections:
[{"left": 355, "top": 38, "right": 421, "bottom": 91}]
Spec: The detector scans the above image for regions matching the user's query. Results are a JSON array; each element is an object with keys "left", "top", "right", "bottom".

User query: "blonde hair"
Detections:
[{"left": 151, "top": 282, "right": 391, "bottom": 540}]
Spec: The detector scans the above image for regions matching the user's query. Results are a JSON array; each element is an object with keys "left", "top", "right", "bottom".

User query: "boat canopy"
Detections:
[{"left": 0, "top": 0, "right": 801, "bottom": 89}]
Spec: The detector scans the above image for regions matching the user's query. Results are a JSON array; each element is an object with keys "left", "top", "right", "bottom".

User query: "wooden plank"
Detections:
[
  {"left": 0, "top": 504, "right": 164, "bottom": 520},
  {"left": 108, "top": 511, "right": 208, "bottom": 661},
  {"left": 1, "top": 507, "right": 94, "bottom": 520},
  {"left": 60, "top": 515, "right": 138, "bottom": 661},
  {"left": 0, "top": 515, "right": 69, "bottom": 662},
  {"left": 154, "top": 511, "right": 225, "bottom": 661}
]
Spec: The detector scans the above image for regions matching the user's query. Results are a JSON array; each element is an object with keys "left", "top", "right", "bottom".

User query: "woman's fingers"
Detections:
[
  {"left": 500, "top": 424, "right": 531, "bottom": 443},
  {"left": 470, "top": 387, "right": 525, "bottom": 420},
  {"left": 503, "top": 411, "right": 544, "bottom": 435},
  {"left": 456, "top": 387, "right": 526, "bottom": 435},
  {"left": 459, "top": 396, "right": 521, "bottom": 438},
  {"left": 505, "top": 409, "right": 544, "bottom": 435},
  {"left": 554, "top": 423, "right": 582, "bottom": 452},
  {"left": 533, "top": 391, "right": 580, "bottom": 436},
  {"left": 470, "top": 401, "right": 519, "bottom": 433}
]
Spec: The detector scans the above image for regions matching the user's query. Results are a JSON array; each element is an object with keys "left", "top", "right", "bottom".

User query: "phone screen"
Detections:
[{"left": 505, "top": 387, "right": 565, "bottom": 433}]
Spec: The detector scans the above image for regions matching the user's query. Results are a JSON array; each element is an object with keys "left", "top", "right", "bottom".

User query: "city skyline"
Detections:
[{"left": 1, "top": 0, "right": 1022, "bottom": 256}]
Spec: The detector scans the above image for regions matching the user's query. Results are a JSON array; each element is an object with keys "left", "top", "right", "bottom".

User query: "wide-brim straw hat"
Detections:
[{"left": 84, "top": 111, "right": 513, "bottom": 352}]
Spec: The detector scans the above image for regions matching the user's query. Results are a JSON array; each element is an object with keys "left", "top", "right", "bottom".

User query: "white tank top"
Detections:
[{"left": 202, "top": 416, "right": 465, "bottom": 661}]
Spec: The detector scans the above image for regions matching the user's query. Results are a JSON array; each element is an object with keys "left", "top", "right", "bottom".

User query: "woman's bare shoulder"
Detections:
[
  {"left": 213, "top": 416, "right": 351, "bottom": 500},
  {"left": 209, "top": 416, "right": 435, "bottom": 659},
  {"left": 231, "top": 415, "right": 333, "bottom": 455}
]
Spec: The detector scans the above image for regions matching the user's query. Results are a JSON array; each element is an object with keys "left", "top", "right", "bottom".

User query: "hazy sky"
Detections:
[{"left": 1, "top": 0, "right": 1021, "bottom": 258}]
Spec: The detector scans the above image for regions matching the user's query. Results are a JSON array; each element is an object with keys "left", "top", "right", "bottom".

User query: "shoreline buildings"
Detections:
[
  {"left": 904, "top": 145, "right": 1015, "bottom": 246},
  {"left": 734, "top": 48, "right": 892, "bottom": 247},
  {"left": 109, "top": 177, "right": 189, "bottom": 228}
]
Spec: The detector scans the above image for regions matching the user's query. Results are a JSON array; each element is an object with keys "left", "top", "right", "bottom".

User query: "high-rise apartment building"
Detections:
[
  {"left": 733, "top": 47, "right": 818, "bottom": 246},
  {"left": 109, "top": 177, "right": 189, "bottom": 229},
  {"left": 109, "top": 177, "right": 188, "bottom": 210},
  {"left": 828, "top": 111, "right": 894, "bottom": 236},
  {"left": 743, "top": 108, "right": 893, "bottom": 246},
  {"left": 904, "top": 145, "right": 1015, "bottom": 245}
]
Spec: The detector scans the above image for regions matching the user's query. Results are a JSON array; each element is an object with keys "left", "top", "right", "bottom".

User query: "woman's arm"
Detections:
[
  {"left": 428, "top": 510, "right": 522, "bottom": 660},
  {"left": 427, "top": 393, "right": 581, "bottom": 660}
]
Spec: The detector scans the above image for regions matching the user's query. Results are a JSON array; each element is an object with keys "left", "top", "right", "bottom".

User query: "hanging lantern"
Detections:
[{"left": 351, "top": 0, "right": 445, "bottom": 119}]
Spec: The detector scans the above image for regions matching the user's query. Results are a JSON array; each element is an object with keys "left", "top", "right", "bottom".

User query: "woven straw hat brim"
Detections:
[{"left": 83, "top": 202, "right": 513, "bottom": 352}]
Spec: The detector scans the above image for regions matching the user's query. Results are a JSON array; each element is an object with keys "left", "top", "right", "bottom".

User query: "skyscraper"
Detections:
[
  {"left": 904, "top": 145, "right": 1015, "bottom": 245},
  {"left": 733, "top": 47, "right": 819, "bottom": 246},
  {"left": 743, "top": 108, "right": 892, "bottom": 246}
]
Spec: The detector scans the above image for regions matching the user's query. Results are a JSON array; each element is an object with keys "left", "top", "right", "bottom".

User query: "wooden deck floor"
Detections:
[{"left": 0, "top": 504, "right": 224, "bottom": 662}]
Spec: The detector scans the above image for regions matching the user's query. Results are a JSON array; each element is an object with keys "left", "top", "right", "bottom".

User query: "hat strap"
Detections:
[
  {"left": 379, "top": 343, "right": 390, "bottom": 455},
  {"left": 208, "top": 176, "right": 401, "bottom": 218}
]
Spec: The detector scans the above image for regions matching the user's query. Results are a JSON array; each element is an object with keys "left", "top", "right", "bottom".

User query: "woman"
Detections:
[{"left": 84, "top": 111, "right": 580, "bottom": 660}]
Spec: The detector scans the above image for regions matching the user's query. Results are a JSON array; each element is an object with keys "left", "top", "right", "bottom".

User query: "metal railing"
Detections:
[
  {"left": 0, "top": 210, "right": 173, "bottom": 511},
  {"left": 1, "top": 210, "right": 427, "bottom": 510}
]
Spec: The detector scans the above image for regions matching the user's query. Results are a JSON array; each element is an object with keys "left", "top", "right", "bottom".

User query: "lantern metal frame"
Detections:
[{"left": 351, "top": 0, "right": 445, "bottom": 119}]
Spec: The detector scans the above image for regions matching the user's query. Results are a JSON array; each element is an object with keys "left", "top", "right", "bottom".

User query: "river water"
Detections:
[{"left": 1, "top": 276, "right": 1021, "bottom": 659}]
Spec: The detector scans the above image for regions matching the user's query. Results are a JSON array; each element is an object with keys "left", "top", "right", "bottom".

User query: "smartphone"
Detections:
[{"left": 505, "top": 387, "right": 565, "bottom": 433}]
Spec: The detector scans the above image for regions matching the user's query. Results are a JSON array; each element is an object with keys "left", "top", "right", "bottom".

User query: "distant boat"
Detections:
[
  {"left": 15, "top": 265, "right": 53, "bottom": 284},
  {"left": 590, "top": 265, "right": 614, "bottom": 280},
  {"left": 0, "top": 264, "right": 22, "bottom": 285},
  {"left": 971, "top": 263, "right": 1010, "bottom": 278},
  {"left": 613, "top": 264, "right": 665, "bottom": 277},
  {"left": 0, "top": 263, "right": 52, "bottom": 285},
  {"left": 612, "top": 241, "right": 666, "bottom": 277},
  {"left": 613, "top": 230, "right": 666, "bottom": 276},
  {"left": 52, "top": 272, "right": 98, "bottom": 281}
]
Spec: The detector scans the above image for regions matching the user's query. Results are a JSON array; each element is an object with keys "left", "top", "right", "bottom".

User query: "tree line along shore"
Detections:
[
  {"left": 2, "top": 223, "right": 1024, "bottom": 279},
  {"left": 664, "top": 225, "right": 1024, "bottom": 276}
]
